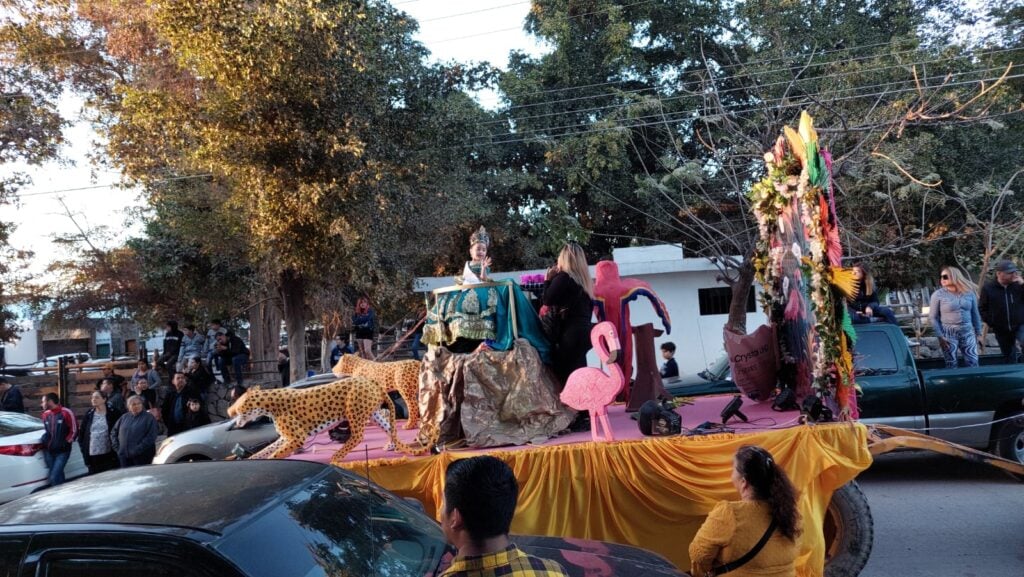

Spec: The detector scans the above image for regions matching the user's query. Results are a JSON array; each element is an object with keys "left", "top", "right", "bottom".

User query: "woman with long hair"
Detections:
[
  {"left": 848, "top": 263, "right": 898, "bottom": 324},
  {"left": 690, "top": 445, "right": 801, "bottom": 577},
  {"left": 929, "top": 266, "right": 983, "bottom": 368},
  {"left": 541, "top": 242, "right": 595, "bottom": 388},
  {"left": 352, "top": 297, "right": 376, "bottom": 360}
]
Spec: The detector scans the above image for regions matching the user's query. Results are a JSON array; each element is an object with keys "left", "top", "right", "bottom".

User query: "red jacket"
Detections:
[{"left": 41, "top": 405, "right": 77, "bottom": 452}]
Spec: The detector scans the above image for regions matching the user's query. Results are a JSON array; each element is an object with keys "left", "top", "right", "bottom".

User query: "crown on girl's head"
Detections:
[{"left": 470, "top": 226, "right": 490, "bottom": 247}]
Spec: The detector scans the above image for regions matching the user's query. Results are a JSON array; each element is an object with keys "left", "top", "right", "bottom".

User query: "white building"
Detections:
[{"left": 414, "top": 244, "right": 768, "bottom": 377}]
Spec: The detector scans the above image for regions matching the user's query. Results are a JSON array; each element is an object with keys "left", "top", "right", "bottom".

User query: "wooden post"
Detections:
[{"left": 57, "top": 356, "right": 68, "bottom": 405}]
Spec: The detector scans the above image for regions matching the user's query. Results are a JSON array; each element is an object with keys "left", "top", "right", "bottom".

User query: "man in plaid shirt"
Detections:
[{"left": 440, "top": 456, "right": 568, "bottom": 577}]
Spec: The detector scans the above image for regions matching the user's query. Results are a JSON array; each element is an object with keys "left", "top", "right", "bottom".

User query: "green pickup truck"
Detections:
[{"left": 666, "top": 322, "right": 1024, "bottom": 465}]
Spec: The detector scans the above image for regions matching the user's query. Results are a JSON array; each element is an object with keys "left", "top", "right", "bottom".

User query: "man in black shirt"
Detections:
[{"left": 158, "top": 320, "right": 184, "bottom": 378}]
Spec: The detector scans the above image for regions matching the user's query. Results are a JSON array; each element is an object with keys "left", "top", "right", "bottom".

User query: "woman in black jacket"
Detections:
[
  {"left": 78, "top": 391, "right": 120, "bottom": 475},
  {"left": 542, "top": 242, "right": 595, "bottom": 389}
]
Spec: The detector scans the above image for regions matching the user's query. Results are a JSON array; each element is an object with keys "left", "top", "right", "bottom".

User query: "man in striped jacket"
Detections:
[{"left": 41, "top": 393, "right": 77, "bottom": 486}]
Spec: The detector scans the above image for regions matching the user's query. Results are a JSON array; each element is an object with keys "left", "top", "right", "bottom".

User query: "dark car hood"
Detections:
[{"left": 515, "top": 535, "right": 685, "bottom": 577}]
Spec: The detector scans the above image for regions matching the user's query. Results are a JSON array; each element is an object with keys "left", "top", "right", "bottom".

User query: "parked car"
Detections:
[
  {"left": 665, "top": 323, "right": 1024, "bottom": 464},
  {"left": 0, "top": 411, "right": 87, "bottom": 503},
  {"left": 30, "top": 353, "right": 93, "bottom": 375},
  {"left": 152, "top": 372, "right": 409, "bottom": 464},
  {"left": 0, "top": 460, "right": 683, "bottom": 577}
]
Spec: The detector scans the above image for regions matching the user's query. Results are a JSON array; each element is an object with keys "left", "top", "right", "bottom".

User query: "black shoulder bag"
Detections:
[{"left": 705, "top": 518, "right": 778, "bottom": 577}]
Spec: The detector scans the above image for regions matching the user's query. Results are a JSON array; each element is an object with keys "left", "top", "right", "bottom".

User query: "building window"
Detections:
[{"left": 697, "top": 287, "right": 756, "bottom": 316}]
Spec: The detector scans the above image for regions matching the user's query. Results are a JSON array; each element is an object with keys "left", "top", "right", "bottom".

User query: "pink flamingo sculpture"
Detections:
[{"left": 560, "top": 321, "right": 625, "bottom": 442}]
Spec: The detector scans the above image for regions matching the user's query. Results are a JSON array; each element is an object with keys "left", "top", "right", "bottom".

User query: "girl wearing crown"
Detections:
[{"left": 457, "top": 226, "right": 492, "bottom": 285}]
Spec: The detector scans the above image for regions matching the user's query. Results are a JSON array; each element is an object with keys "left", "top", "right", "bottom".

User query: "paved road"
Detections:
[{"left": 857, "top": 451, "right": 1024, "bottom": 577}]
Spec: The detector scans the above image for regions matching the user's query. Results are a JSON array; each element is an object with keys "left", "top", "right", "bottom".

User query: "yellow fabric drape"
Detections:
[{"left": 340, "top": 423, "right": 872, "bottom": 576}]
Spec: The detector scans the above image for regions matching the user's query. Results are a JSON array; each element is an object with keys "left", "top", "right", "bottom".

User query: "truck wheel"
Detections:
[
  {"left": 823, "top": 481, "right": 873, "bottom": 577},
  {"left": 994, "top": 411, "right": 1024, "bottom": 466}
]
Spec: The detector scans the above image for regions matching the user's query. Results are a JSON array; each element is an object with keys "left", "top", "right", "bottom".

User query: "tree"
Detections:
[
  {"left": 497, "top": 0, "right": 1021, "bottom": 333},
  {"left": 6, "top": 0, "right": 494, "bottom": 380},
  {"left": 0, "top": 26, "right": 67, "bottom": 341}
]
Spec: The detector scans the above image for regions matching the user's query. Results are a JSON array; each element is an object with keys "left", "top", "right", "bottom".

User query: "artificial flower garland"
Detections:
[{"left": 748, "top": 112, "right": 860, "bottom": 419}]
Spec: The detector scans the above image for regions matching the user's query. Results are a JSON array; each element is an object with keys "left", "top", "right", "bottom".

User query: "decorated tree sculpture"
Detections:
[{"left": 748, "top": 112, "right": 860, "bottom": 420}]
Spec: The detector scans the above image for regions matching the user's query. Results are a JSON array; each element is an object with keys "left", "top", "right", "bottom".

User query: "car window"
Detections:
[
  {"left": 216, "top": 470, "right": 447, "bottom": 577},
  {"left": 0, "top": 413, "right": 44, "bottom": 436},
  {"left": 42, "top": 557, "right": 198, "bottom": 577},
  {"left": 0, "top": 537, "right": 30, "bottom": 577},
  {"left": 853, "top": 331, "right": 899, "bottom": 373}
]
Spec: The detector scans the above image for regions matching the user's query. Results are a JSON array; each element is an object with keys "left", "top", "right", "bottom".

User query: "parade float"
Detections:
[{"left": 233, "top": 113, "right": 1024, "bottom": 577}]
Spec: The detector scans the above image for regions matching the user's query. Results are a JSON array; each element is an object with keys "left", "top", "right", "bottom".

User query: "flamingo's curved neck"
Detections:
[
  {"left": 595, "top": 331, "right": 625, "bottom": 381},
  {"left": 605, "top": 357, "right": 624, "bottom": 382}
]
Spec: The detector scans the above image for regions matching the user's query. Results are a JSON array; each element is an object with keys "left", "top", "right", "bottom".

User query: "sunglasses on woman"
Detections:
[{"left": 940, "top": 274, "right": 950, "bottom": 280}]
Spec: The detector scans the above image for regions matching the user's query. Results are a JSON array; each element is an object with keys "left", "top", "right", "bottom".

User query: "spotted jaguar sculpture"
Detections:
[{"left": 227, "top": 377, "right": 429, "bottom": 464}]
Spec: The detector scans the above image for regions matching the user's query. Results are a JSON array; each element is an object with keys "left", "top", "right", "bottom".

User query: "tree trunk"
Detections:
[
  {"left": 247, "top": 289, "right": 282, "bottom": 382},
  {"left": 278, "top": 268, "right": 307, "bottom": 383},
  {"left": 726, "top": 259, "right": 756, "bottom": 335},
  {"left": 321, "top": 334, "right": 330, "bottom": 373}
]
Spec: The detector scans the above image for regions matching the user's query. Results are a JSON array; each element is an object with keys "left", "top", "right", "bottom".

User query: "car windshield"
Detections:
[
  {"left": 0, "top": 412, "right": 43, "bottom": 436},
  {"left": 703, "top": 354, "right": 731, "bottom": 380},
  {"left": 215, "top": 467, "right": 448, "bottom": 577}
]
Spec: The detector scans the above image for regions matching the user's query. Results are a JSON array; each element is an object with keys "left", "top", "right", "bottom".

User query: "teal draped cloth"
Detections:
[{"left": 423, "top": 280, "right": 551, "bottom": 364}]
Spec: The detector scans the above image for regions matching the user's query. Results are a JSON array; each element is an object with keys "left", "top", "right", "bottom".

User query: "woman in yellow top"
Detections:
[{"left": 689, "top": 445, "right": 801, "bottom": 577}]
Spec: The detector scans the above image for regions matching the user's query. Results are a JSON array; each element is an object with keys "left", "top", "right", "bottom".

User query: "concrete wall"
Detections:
[{"left": 1, "top": 325, "right": 40, "bottom": 367}]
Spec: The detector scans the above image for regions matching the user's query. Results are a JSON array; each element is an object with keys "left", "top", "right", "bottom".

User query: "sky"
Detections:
[{"left": 8, "top": 0, "right": 547, "bottom": 277}]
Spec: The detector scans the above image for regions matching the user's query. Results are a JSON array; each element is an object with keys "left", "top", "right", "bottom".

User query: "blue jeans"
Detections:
[
  {"left": 232, "top": 354, "right": 249, "bottom": 386},
  {"left": 411, "top": 332, "right": 423, "bottom": 361},
  {"left": 208, "top": 352, "right": 228, "bottom": 382},
  {"left": 43, "top": 450, "right": 70, "bottom": 486},
  {"left": 851, "top": 305, "right": 898, "bottom": 325}
]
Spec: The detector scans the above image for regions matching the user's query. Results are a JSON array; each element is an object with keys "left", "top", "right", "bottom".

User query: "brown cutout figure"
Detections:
[{"left": 628, "top": 322, "right": 670, "bottom": 412}]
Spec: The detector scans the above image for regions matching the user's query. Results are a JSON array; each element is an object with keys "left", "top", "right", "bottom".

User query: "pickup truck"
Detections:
[{"left": 665, "top": 322, "right": 1024, "bottom": 465}]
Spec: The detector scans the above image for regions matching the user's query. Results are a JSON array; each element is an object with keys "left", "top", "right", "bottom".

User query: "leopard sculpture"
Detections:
[
  {"left": 226, "top": 377, "right": 429, "bottom": 465},
  {"left": 332, "top": 355, "right": 421, "bottom": 430}
]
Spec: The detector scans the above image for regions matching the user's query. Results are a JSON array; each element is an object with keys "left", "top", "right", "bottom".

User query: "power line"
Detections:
[
  {"left": 477, "top": 48, "right": 1019, "bottom": 128},
  {"left": 484, "top": 40, "right": 907, "bottom": 102},
  {"left": 418, "top": 1, "right": 529, "bottom": 23},
  {"left": 451, "top": 71, "right": 1024, "bottom": 150},
  {"left": 461, "top": 65, "right": 1015, "bottom": 145},
  {"left": 18, "top": 173, "right": 213, "bottom": 198},
  {"left": 496, "top": 45, "right": 1020, "bottom": 115}
]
